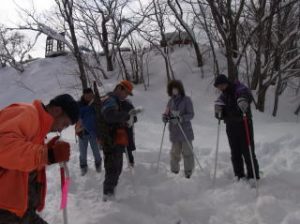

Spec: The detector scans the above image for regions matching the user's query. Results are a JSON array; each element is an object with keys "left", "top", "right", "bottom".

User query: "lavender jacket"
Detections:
[{"left": 165, "top": 95, "right": 194, "bottom": 143}]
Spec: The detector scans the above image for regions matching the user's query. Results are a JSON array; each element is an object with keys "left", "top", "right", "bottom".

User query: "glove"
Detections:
[
  {"left": 129, "top": 107, "right": 144, "bottom": 116},
  {"left": 48, "top": 140, "right": 70, "bottom": 164},
  {"left": 47, "top": 136, "right": 60, "bottom": 148},
  {"left": 169, "top": 110, "right": 182, "bottom": 124},
  {"left": 169, "top": 115, "right": 182, "bottom": 124},
  {"left": 237, "top": 97, "right": 249, "bottom": 113},
  {"left": 162, "top": 114, "right": 169, "bottom": 123},
  {"left": 214, "top": 104, "right": 223, "bottom": 120},
  {"left": 128, "top": 107, "right": 142, "bottom": 127},
  {"left": 127, "top": 114, "right": 135, "bottom": 127}
]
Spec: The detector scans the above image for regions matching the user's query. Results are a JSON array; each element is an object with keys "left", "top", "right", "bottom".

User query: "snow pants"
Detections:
[
  {"left": 0, "top": 209, "right": 48, "bottom": 224},
  {"left": 170, "top": 141, "right": 195, "bottom": 176},
  {"left": 226, "top": 119, "right": 259, "bottom": 179},
  {"left": 103, "top": 147, "right": 123, "bottom": 195}
]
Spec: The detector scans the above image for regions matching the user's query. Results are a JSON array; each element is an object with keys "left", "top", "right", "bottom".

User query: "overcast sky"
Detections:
[{"left": 0, "top": 0, "right": 55, "bottom": 57}]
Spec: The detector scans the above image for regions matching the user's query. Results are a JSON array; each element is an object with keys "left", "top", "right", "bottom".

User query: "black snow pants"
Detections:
[
  {"left": 226, "top": 119, "right": 259, "bottom": 179},
  {"left": 0, "top": 209, "right": 48, "bottom": 224},
  {"left": 0, "top": 171, "right": 47, "bottom": 224},
  {"left": 103, "top": 146, "right": 124, "bottom": 195}
]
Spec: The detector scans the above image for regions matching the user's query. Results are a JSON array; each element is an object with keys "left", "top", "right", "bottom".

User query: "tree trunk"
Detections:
[
  {"left": 106, "top": 54, "right": 114, "bottom": 72},
  {"left": 192, "top": 40, "right": 203, "bottom": 67},
  {"left": 118, "top": 49, "right": 130, "bottom": 80},
  {"left": 69, "top": 24, "right": 87, "bottom": 89},
  {"left": 272, "top": 78, "right": 281, "bottom": 117},
  {"left": 295, "top": 104, "right": 300, "bottom": 116},
  {"left": 102, "top": 18, "right": 114, "bottom": 72},
  {"left": 227, "top": 51, "right": 238, "bottom": 81},
  {"left": 230, "top": 26, "right": 238, "bottom": 58},
  {"left": 251, "top": 56, "right": 261, "bottom": 90},
  {"left": 164, "top": 56, "right": 171, "bottom": 81},
  {"left": 256, "top": 84, "right": 267, "bottom": 112},
  {"left": 134, "top": 52, "right": 139, "bottom": 84},
  {"left": 59, "top": 0, "right": 87, "bottom": 89}
]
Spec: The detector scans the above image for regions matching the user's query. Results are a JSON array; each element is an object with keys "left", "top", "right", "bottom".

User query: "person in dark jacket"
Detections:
[
  {"left": 162, "top": 80, "right": 195, "bottom": 178},
  {"left": 100, "top": 80, "right": 137, "bottom": 201},
  {"left": 213, "top": 74, "right": 260, "bottom": 181},
  {"left": 76, "top": 88, "right": 102, "bottom": 176},
  {"left": 120, "top": 99, "right": 137, "bottom": 167}
]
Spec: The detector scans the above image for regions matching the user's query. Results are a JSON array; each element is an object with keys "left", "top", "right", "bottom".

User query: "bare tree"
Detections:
[
  {"left": 203, "top": 0, "right": 246, "bottom": 81},
  {"left": 152, "top": 0, "right": 175, "bottom": 81},
  {"left": 75, "top": 15, "right": 108, "bottom": 79},
  {"left": 188, "top": 0, "right": 220, "bottom": 75},
  {"left": 0, "top": 26, "right": 39, "bottom": 72},
  {"left": 54, "top": 0, "right": 87, "bottom": 89},
  {"left": 76, "top": 0, "right": 150, "bottom": 74},
  {"left": 239, "top": 0, "right": 300, "bottom": 112},
  {"left": 110, "top": 1, "right": 152, "bottom": 80},
  {"left": 75, "top": 0, "right": 117, "bottom": 72},
  {"left": 167, "top": 0, "right": 203, "bottom": 67}
]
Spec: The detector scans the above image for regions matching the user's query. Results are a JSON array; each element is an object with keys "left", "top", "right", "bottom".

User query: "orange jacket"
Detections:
[{"left": 0, "top": 100, "right": 53, "bottom": 217}]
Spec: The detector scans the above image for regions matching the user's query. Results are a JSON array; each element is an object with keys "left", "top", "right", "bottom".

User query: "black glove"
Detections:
[
  {"left": 162, "top": 114, "right": 169, "bottom": 123},
  {"left": 214, "top": 104, "right": 224, "bottom": 120},
  {"left": 169, "top": 115, "right": 182, "bottom": 124}
]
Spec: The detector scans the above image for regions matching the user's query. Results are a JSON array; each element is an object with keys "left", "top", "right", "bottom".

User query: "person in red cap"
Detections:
[
  {"left": 99, "top": 80, "right": 138, "bottom": 201},
  {"left": 0, "top": 94, "right": 79, "bottom": 224},
  {"left": 118, "top": 80, "right": 134, "bottom": 96}
]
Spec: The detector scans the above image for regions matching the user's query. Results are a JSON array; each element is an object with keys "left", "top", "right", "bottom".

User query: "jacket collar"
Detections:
[{"left": 33, "top": 100, "right": 54, "bottom": 138}]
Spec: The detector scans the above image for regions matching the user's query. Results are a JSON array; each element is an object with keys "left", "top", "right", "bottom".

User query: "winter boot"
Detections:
[
  {"left": 102, "top": 193, "right": 115, "bottom": 202},
  {"left": 80, "top": 166, "right": 88, "bottom": 176},
  {"left": 247, "top": 178, "right": 257, "bottom": 188},
  {"left": 171, "top": 169, "right": 179, "bottom": 174},
  {"left": 185, "top": 170, "right": 192, "bottom": 179},
  {"left": 95, "top": 162, "right": 102, "bottom": 173}
]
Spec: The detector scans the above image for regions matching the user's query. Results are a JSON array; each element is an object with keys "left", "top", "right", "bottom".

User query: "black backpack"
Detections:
[{"left": 92, "top": 82, "right": 113, "bottom": 148}]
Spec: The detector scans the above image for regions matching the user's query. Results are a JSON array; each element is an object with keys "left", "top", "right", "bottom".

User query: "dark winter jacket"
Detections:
[
  {"left": 165, "top": 95, "right": 194, "bottom": 143},
  {"left": 78, "top": 98, "right": 97, "bottom": 136},
  {"left": 100, "top": 93, "right": 130, "bottom": 151},
  {"left": 101, "top": 93, "right": 129, "bottom": 124},
  {"left": 217, "top": 81, "right": 253, "bottom": 123}
]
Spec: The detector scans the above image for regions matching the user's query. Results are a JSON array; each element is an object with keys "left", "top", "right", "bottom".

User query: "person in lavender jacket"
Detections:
[
  {"left": 162, "top": 80, "right": 195, "bottom": 178},
  {"left": 213, "top": 74, "right": 260, "bottom": 181}
]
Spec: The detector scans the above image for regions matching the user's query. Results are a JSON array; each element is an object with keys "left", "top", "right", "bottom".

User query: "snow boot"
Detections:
[
  {"left": 95, "top": 161, "right": 102, "bottom": 173},
  {"left": 81, "top": 166, "right": 88, "bottom": 176},
  {"left": 102, "top": 193, "right": 115, "bottom": 202}
]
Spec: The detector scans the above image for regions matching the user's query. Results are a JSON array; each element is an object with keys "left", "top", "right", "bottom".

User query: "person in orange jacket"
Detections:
[{"left": 0, "top": 94, "right": 79, "bottom": 224}]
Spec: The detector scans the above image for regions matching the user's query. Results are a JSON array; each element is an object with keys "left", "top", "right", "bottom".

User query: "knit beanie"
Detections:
[{"left": 214, "top": 74, "right": 230, "bottom": 87}]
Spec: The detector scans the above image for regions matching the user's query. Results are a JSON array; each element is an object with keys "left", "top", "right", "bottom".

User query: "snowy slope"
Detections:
[{"left": 0, "top": 47, "right": 300, "bottom": 224}]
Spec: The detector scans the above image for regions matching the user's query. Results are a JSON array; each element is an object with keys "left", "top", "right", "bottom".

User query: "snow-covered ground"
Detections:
[{"left": 1, "top": 47, "right": 300, "bottom": 224}]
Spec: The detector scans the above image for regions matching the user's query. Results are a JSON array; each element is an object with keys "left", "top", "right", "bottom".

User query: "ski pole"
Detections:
[
  {"left": 124, "top": 147, "right": 137, "bottom": 192},
  {"left": 156, "top": 122, "right": 167, "bottom": 172},
  {"left": 177, "top": 122, "right": 204, "bottom": 172},
  {"left": 243, "top": 113, "right": 259, "bottom": 197},
  {"left": 60, "top": 162, "right": 69, "bottom": 224},
  {"left": 124, "top": 147, "right": 132, "bottom": 169},
  {"left": 212, "top": 119, "right": 221, "bottom": 186},
  {"left": 55, "top": 132, "right": 69, "bottom": 224}
]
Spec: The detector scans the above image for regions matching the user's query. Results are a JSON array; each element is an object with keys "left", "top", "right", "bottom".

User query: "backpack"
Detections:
[{"left": 92, "top": 82, "right": 114, "bottom": 148}]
